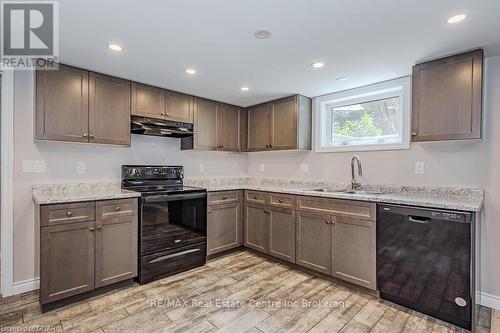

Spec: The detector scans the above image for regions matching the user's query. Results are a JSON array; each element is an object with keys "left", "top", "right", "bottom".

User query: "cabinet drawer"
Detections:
[
  {"left": 298, "top": 196, "right": 376, "bottom": 221},
  {"left": 96, "top": 198, "right": 138, "bottom": 219},
  {"left": 245, "top": 191, "right": 269, "bottom": 205},
  {"left": 208, "top": 191, "right": 240, "bottom": 205},
  {"left": 41, "top": 202, "right": 95, "bottom": 227},
  {"left": 269, "top": 193, "right": 296, "bottom": 209}
]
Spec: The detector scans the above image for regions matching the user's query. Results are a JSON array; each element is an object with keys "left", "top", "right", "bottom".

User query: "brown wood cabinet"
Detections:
[
  {"left": 244, "top": 203, "right": 269, "bottom": 254},
  {"left": 36, "top": 65, "right": 89, "bottom": 143},
  {"left": 40, "top": 221, "right": 95, "bottom": 304},
  {"left": 131, "top": 82, "right": 165, "bottom": 119},
  {"left": 268, "top": 207, "right": 296, "bottom": 263},
  {"left": 296, "top": 210, "right": 331, "bottom": 275},
  {"left": 182, "top": 98, "right": 243, "bottom": 152},
  {"left": 165, "top": 90, "right": 193, "bottom": 123},
  {"left": 36, "top": 64, "right": 131, "bottom": 146},
  {"left": 39, "top": 198, "right": 138, "bottom": 305},
  {"left": 89, "top": 73, "right": 131, "bottom": 145},
  {"left": 331, "top": 216, "right": 376, "bottom": 290},
  {"left": 412, "top": 49, "right": 483, "bottom": 141},
  {"left": 207, "top": 191, "right": 243, "bottom": 255},
  {"left": 247, "top": 95, "right": 312, "bottom": 151}
]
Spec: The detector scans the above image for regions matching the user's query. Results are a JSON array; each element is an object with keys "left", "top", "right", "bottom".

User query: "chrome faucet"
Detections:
[{"left": 351, "top": 155, "right": 363, "bottom": 191}]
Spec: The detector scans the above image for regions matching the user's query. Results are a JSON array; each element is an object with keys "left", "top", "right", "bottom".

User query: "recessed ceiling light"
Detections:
[
  {"left": 241, "top": 86, "right": 249, "bottom": 91},
  {"left": 107, "top": 43, "right": 123, "bottom": 52},
  {"left": 447, "top": 14, "right": 467, "bottom": 24},
  {"left": 254, "top": 30, "right": 272, "bottom": 39},
  {"left": 185, "top": 68, "right": 196, "bottom": 75},
  {"left": 336, "top": 77, "right": 348, "bottom": 81},
  {"left": 311, "top": 62, "right": 325, "bottom": 69}
]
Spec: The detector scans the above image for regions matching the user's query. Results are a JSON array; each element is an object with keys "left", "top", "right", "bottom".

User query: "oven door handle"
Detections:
[
  {"left": 144, "top": 192, "right": 206, "bottom": 203},
  {"left": 148, "top": 249, "right": 201, "bottom": 264}
]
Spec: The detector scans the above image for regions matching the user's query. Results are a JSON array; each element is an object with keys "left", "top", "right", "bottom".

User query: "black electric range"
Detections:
[{"left": 122, "top": 165, "right": 207, "bottom": 284}]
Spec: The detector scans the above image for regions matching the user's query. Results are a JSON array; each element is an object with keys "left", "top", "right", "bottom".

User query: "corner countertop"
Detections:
[
  {"left": 185, "top": 177, "right": 484, "bottom": 212},
  {"left": 32, "top": 182, "right": 141, "bottom": 205}
]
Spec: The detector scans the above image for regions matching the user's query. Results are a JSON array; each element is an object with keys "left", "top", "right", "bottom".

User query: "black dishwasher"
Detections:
[{"left": 377, "top": 204, "right": 474, "bottom": 330}]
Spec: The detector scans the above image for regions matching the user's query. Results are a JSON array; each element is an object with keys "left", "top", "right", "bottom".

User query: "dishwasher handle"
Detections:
[{"left": 408, "top": 215, "right": 431, "bottom": 224}]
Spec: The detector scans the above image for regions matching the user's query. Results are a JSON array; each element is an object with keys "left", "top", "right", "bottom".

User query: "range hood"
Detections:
[{"left": 131, "top": 116, "right": 193, "bottom": 138}]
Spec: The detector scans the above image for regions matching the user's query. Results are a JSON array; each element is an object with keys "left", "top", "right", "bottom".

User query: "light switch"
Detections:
[
  {"left": 76, "top": 162, "right": 86, "bottom": 174},
  {"left": 414, "top": 162, "right": 425, "bottom": 175},
  {"left": 22, "top": 160, "right": 46, "bottom": 173},
  {"left": 300, "top": 163, "right": 309, "bottom": 173},
  {"left": 199, "top": 164, "right": 205, "bottom": 173}
]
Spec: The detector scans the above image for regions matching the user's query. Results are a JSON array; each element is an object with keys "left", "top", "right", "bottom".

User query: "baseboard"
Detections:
[
  {"left": 12, "top": 278, "right": 39, "bottom": 295},
  {"left": 477, "top": 291, "right": 500, "bottom": 310}
]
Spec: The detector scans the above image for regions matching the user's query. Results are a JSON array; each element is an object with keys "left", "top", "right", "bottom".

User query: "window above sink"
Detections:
[{"left": 314, "top": 77, "right": 411, "bottom": 153}]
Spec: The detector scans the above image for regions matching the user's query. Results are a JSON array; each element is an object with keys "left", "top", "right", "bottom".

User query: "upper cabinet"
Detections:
[
  {"left": 131, "top": 83, "right": 194, "bottom": 124},
  {"left": 131, "top": 82, "right": 165, "bottom": 119},
  {"left": 247, "top": 95, "right": 312, "bottom": 151},
  {"left": 36, "top": 64, "right": 131, "bottom": 146},
  {"left": 412, "top": 49, "right": 483, "bottom": 142},
  {"left": 181, "top": 98, "right": 243, "bottom": 152}
]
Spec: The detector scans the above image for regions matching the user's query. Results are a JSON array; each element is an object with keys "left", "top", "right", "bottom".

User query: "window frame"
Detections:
[{"left": 313, "top": 77, "right": 411, "bottom": 153}]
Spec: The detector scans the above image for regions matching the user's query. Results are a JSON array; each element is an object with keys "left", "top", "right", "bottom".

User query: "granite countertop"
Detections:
[
  {"left": 32, "top": 182, "right": 141, "bottom": 205},
  {"left": 185, "top": 177, "right": 485, "bottom": 212}
]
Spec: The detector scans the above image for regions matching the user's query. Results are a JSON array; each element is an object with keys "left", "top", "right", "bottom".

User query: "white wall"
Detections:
[
  {"left": 12, "top": 70, "right": 247, "bottom": 282},
  {"left": 247, "top": 56, "right": 500, "bottom": 303},
  {"left": 10, "top": 56, "right": 500, "bottom": 305}
]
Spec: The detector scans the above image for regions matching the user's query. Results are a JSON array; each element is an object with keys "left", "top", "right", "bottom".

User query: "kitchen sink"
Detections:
[{"left": 310, "top": 188, "right": 384, "bottom": 195}]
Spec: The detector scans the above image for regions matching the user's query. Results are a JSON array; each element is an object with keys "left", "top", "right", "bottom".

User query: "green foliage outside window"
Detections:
[{"left": 337, "top": 113, "right": 383, "bottom": 137}]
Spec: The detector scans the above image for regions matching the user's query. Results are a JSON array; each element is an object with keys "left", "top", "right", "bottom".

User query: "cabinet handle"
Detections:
[
  {"left": 165, "top": 113, "right": 170, "bottom": 116},
  {"left": 222, "top": 196, "right": 227, "bottom": 200},
  {"left": 89, "top": 133, "right": 94, "bottom": 138},
  {"left": 269, "top": 144, "right": 273, "bottom": 148},
  {"left": 331, "top": 218, "right": 336, "bottom": 225},
  {"left": 265, "top": 144, "right": 269, "bottom": 148},
  {"left": 221, "top": 145, "right": 224, "bottom": 148},
  {"left": 115, "top": 206, "right": 121, "bottom": 211},
  {"left": 96, "top": 225, "right": 102, "bottom": 231},
  {"left": 253, "top": 195, "right": 257, "bottom": 199},
  {"left": 89, "top": 226, "right": 95, "bottom": 232},
  {"left": 161, "top": 112, "right": 166, "bottom": 116},
  {"left": 208, "top": 210, "right": 212, "bottom": 214},
  {"left": 411, "top": 132, "right": 417, "bottom": 136},
  {"left": 325, "top": 220, "right": 329, "bottom": 224},
  {"left": 66, "top": 211, "right": 73, "bottom": 217},
  {"left": 278, "top": 199, "right": 283, "bottom": 203},
  {"left": 82, "top": 133, "right": 88, "bottom": 138}
]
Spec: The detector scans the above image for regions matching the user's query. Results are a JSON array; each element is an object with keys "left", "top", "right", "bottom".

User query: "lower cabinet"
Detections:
[
  {"left": 331, "top": 216, "right": 376, "bottom": 290},
  {"left": 244, "top": 198, "right": 296, "bottom": 263},
  {"left": 39, "top": 198, "right": 138, "bottom": 305},
  {"left": 244, "top": 203, "right": 269, "bottom": 254},
  {"left": 207, "top": 197, "right": 243, "bottom": 255},
  {"left": 296, "top": 211, "right": 331, "bottom": 275},
  {"left": 268, "top": 207, "right": 296, "bottom": 263},
  {"left": 40, "top": 221, "right": 95, "bottom": 304},
  {"left": 95, "top": 215, "right": 138, "bottom": 288}
]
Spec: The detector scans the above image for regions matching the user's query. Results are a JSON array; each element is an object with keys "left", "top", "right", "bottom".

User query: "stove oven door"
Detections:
[{"left": 140, "top": 192, "right": 207, "bottom": 256}]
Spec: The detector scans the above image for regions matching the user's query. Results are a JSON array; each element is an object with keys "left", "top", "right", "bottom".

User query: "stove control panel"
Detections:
[{"left": 122, "top": 166, "right": 183, "bottom": 180}]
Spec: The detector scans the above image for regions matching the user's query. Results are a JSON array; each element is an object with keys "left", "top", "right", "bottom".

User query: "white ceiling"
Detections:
[{"left": 59, "top": 0, "right": 500, "bottom": 107}]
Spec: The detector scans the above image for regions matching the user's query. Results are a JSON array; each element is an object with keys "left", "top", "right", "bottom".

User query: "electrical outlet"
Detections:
[
  {"left": 199, "top": 164, "right": 205, "bottom": 173},
  {"left": 76, "top": 162, "right": 86, "bottom": 174},
  {"left": 300, "top": 163, "right": 309, "bottom": 173},
  {"left": 414, "top": 162, "right": 425, "bottom": 175},
  {"left": 22, "top": 160, "right": 46, "bottom": 173}
]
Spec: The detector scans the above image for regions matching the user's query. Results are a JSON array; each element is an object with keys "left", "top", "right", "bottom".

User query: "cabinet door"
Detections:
[
  {"left": 218, "top": 104, "right": 241, "bottom": 151},
  {"left": 165, "top": 90, "right": 193, "bottom": 123},
  {"left": 40, "top": 221, "right": 95, "bottom": 304},
  {"left": 296, "top": 211, "right": 331, "bottom": 274},
  {"left": 331, "top": 216, "right": 376, "bottom": 290},
  {"left": 95, "top": 215, "right": 138, "bottom": 288},
  {"left": 194, "top": 98, "right": 218, "bottom": 150},
  {"left": 412, "top": 49, "right": 483, "bottom": 141},
  {"left": 36, "top": 65, "right": 89, "bottom": 142},
  {"left": 89, "top": 73, "right": 131, "bottom": 145},
  {"left": 131, "top": 82, "right": 165, "bottom": 118},
  {"left": 207, "top": 202, "right": 242, "bottom": 255},
  {"left": 271, "top": 96, "right": 297, "bottom": 150},
  {"left": 244, "top": 203, "right": 268, "bottom": 254},
  {"left": 268, "top": 207, "right": 296, "bottom": 263},
  {"left": 247, "top": 103, "right": 272, "bottom": 151}
]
